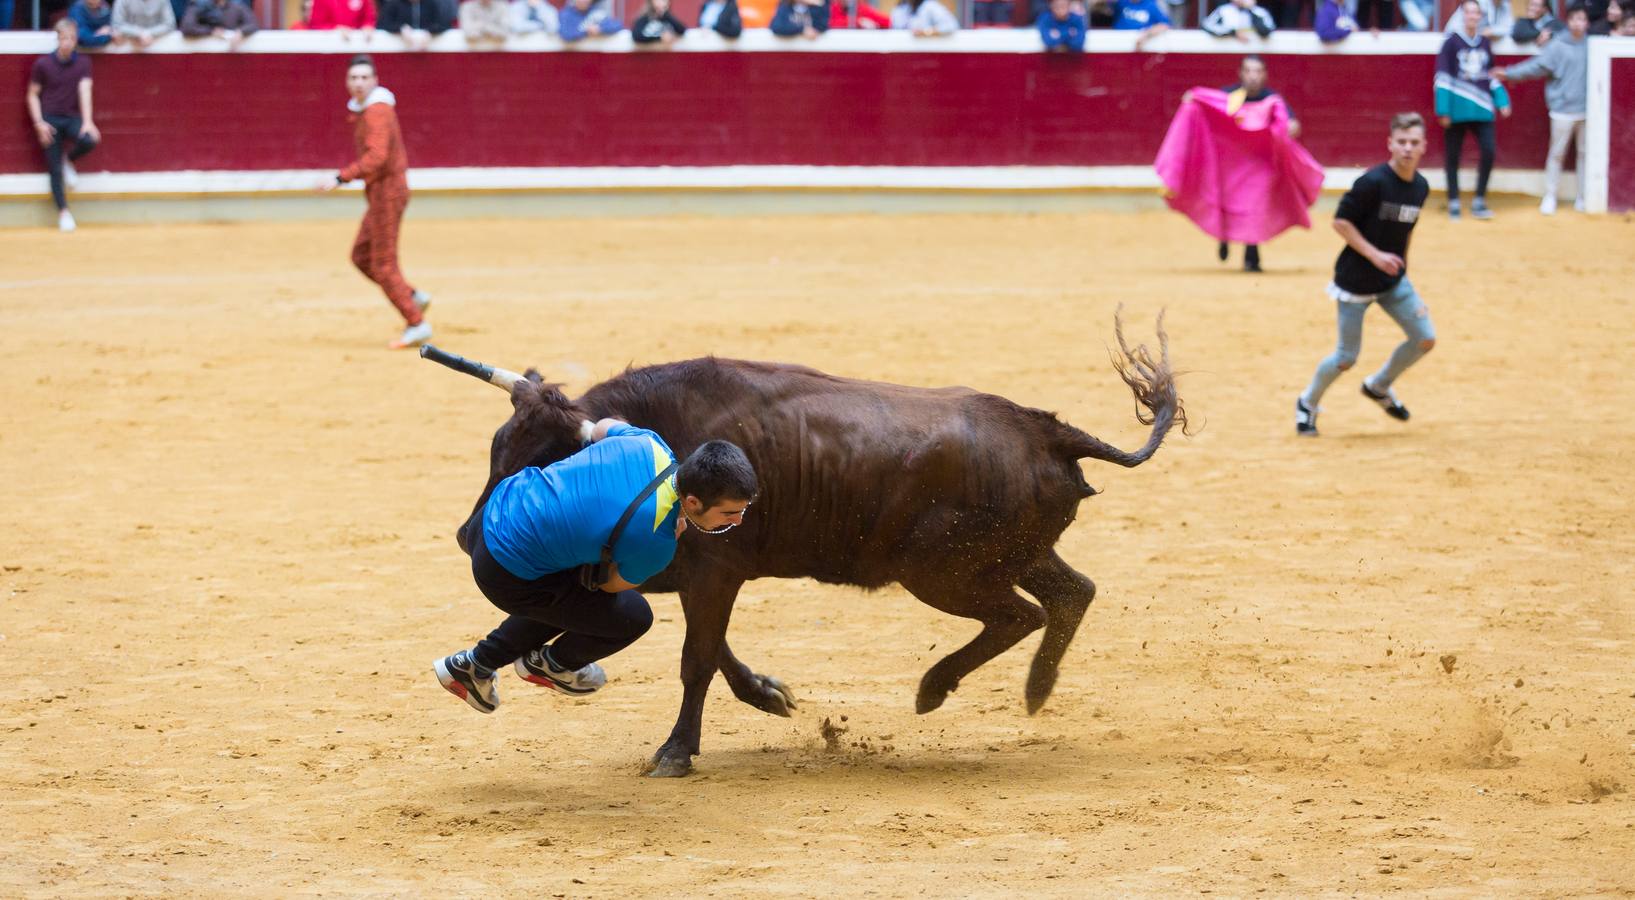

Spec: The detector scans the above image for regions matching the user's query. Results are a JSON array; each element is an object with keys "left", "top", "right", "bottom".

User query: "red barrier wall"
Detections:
[
  {"left": 2, "top": 48, "right": 1553, "bottom": 175},
  {"left": 1611, "top": 57, "right": 1635, "bottom": 212}
]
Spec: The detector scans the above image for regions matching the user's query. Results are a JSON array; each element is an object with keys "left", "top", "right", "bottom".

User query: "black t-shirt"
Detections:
[{"left": 1332, "top": 163, "right": 1429, "bottom": 296}]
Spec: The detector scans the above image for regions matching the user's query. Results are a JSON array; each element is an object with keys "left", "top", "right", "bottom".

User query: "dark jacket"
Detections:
[
  {"left": 1511, "top": 11, "right": 1561, "bottom": 42},
  {"left": 700, "top": 0, "right": 742, "bottom": 35},
  {"left": 68, "top": 0, "right": 115, "bottom": 46},
  {"left": 632, "top": 9, "right": 687, "bottom": 41},
  {"left": 376, "top": 0, "right": 452, "bottom": 33},
  {"left": 770, "top": 0, "right": 828, "bottom": 34},
  {"left": 181, "top": 0, "right": 259, "bottom": 35}
]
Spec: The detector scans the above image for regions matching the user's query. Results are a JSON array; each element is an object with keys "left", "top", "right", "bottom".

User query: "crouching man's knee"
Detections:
[
  {"left": 1418, "top": 337, "right": 1437, "bottom": 354},
  {"left": 1335, "top": 356, "right": 1357, "bottom": 372}
]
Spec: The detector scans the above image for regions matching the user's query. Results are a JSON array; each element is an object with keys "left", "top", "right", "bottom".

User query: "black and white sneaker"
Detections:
[
  {"left": 1361, "top": 380, "right": 1410, "bottom": 421},
  {"left": 435, "top": 651, "right": 498, "bottom": 714},
  {"left": 1296, "top": 397, "right": 1319, "bottom": 436},
  {"left": 515, "top": 648, "right": 606, "bottom": 696}
]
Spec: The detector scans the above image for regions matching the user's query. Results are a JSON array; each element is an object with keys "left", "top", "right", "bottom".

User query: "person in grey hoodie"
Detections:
[
  {"left": 1494, "top": 3, "right": 1590, "bottom": 214},
  {"left": 112, "top": 0, "right": 177, "bottom": 47}
]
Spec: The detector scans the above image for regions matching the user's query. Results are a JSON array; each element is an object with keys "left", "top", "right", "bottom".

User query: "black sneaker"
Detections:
[
  {"left": 434, "top": 651, "right": 498, "bottom": 714},
  {"left": 1217, "top": 240, "right": 1230, "bottom": 262},
  {"left": 1296, "top": 397, "right": 1319, "bottom": 436},
  {"left": 1361, "top": 381, "right": 1410, "bottom": 421},
  {"left": 1243, "top": 244, "right": 1262, "bottom": 273},
  {"left": 515, "top": 647, "right": 607, "bottom": 696}
]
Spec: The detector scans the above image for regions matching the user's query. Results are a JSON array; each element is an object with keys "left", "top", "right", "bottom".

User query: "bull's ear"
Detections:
[
  {"left": 509, "top": 378, "right": 540, "bottom": 410},
  {"left": 524, "top": 368, "right": 545, "bottom": 385}
]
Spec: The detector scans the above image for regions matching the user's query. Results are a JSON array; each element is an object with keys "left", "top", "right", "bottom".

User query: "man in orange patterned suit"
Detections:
[{"left": 320, "top": 54, "right": 431, "bottom": 350}]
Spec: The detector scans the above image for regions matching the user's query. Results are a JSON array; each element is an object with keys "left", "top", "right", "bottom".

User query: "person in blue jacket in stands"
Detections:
[
  {"left": 1038, "top": 0, "right": 1086, "bottom": 50},
  {"left": 560, "top": 0, "right": 624, "bottom": 40},
  {"left": 68, "top": 0, "right": 115, "bottom": 47}
]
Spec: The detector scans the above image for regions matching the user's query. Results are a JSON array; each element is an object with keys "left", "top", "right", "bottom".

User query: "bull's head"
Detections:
[{"left": 455, "top": 371, "right": 590, "bottom": 553}]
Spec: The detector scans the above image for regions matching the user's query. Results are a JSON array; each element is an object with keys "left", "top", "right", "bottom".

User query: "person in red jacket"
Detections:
[
  {"left": 320, "top": 54, "right": 431, "bottom": 350},
  {"left": 829, "top": 0, "right": 890, "bottom": 26},
  {"left": 308, "top": 0, "right": 377, "bottom": 30}
]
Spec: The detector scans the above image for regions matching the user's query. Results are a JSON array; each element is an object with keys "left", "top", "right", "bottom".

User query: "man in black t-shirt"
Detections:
[{"left": 1295, "top": 112, "right": 1437, "bottom": 437}]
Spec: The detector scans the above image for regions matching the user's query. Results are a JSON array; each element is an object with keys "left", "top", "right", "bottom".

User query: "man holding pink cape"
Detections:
[{"left": 1155, "top": 56, "right": 1324, "bottom": 272}]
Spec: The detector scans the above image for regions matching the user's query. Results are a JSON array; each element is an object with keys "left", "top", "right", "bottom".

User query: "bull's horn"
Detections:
[{"left": 419, "top": 344, "right": 525, "bottom": 391}]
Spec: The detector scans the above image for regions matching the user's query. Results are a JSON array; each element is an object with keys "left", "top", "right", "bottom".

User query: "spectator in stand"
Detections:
[
  {"left": 68, "top": 0, "right": 114, "bottom": 47},
  {"left": 458, "top": 0, "right": 509, "bottom": 41},
  {"left": 378, "top": 0, "right": 450, "bottom": 46},
  {"left": 182, "top": 0, "right": 257, "bottom": 47},
  {"left": 27, "top": 19, "right": 98, "bottom": 233},
  {"left": 1437, "top": 0, "right": 1511, "bottom": 219},
  {"left": 1512, "top": 0, "right": 1561, "bottom": 41},
  {"left": 633, "top": 0, "right": 687, "bottom": 42},
  {"left": 699, "top": 0, "right": 743, "bottom": 33},
  {"left": 1316, "top": 0, "right": 1358, "bottom": 40},
  {"left": 830, "top": 0, "right": 890, "bottom": 27},
  {"left": 560, "top": 0, "right": 623, "bottom": 39},
  {"left": 1494, "top": 4, "right": 1590, "bottom": 213},
  {"left": 1622, "top": 6, "right": 1635, "bottom": 29},
  {"left": 972, "top": 0, "right": 1013, "bottom": 26},
  {"left": 510, "top": 0, "right": 559, "bottom": 33},
  {"left": 770, "top": 0, "right": 828, "bottom": 36},
  {"left": 309, "top": 0, "right": 377, "bottom": 31},
  {"left": 1107, "top": 0, "right": 1170, "bottom": 48},
  {"left": 1400, "top": 0, "right": 1436, "bottom": 30},
  {"left": 1039, "top": 0, "right": 1087, "bottom": 50},
  {"left": 1588, "top": 0, "right": 1621, "bottom": 31},
  {"left": 113, "top": 0, "right": 176, "bottom": 46},
  {"left": 1443, "top": 0, "right": 1513, "bottom": 34},
  {"left": 1203, "top": 0, "right": 1275, "bottom": 38},
  {"left": 891, "top": 0, "right": 959, "bottom": 32},
  {"left": 1353, "top": 0, "right": 1393, "bottom": 32}
]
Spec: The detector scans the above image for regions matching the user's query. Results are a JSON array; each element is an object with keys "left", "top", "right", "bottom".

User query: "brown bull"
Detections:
[{"left": 446, "top": 313, "right": 1185, "bottom": 777}]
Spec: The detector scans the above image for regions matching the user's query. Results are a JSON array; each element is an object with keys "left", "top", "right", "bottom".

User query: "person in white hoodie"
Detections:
[
  {"left": 112, "top": 0, "right": 177, "bottom": 47},
  {"left": 890, "top": 0, "right": 959, "bottom": 33},
  {"left": 1493, "top": 4, "right": 1592, "bottom": 213}
]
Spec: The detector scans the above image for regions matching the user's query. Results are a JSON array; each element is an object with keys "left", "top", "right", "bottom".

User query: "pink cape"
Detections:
[{"left": 1153, "top": 88, "right": 1325, "bottom": 245}]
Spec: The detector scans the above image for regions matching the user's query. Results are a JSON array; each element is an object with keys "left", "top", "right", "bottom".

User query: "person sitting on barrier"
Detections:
[
  {"left": 560, "top": 0, "right": 624, "bottom": 40},
  {"left": 307, "top": 0, "right": 377, "bottom": 31},
  {"left": 377, "top": 0, "right": 450, "bottom": 48},
  {"left": 633, "top": 0, "right": 688, "bottom": 43},
  {"left": 112, "top": 0, "right": 176, "bottom": 47},
  {"left": 509, "top": 0, "right": 559, "bottom": 34},
  {"left": 1511, "top": 0, "right": 1561, "bottom": 42},
  {"left": 68, "top": 0, "right": 115, "bottom": 47},
  {"left": 1443, "top": 0, "right": 1513, "bottom": 35},
  {"left": 770, "top": 0, "right": 828, "bottom": 37},
  {"left": 1106, "top": 0, "right": 1170, "bottom": 49},
  {"left": 891, "top": 0, "right": 959, "bottom": 33},
  {"left": 699, "top": 0, "right": 744, "bottom": 34},
  {"left": 1039, "top": 0, "right": 1087, "bottom": 50},
  {"left": 1315, "top": 0, "right": 1358, "bottom": 40},
  {"left": 27, "top": 19, "right": 99, "bottom": 233},
  {"left": 1202, "top": 0, "right": 1276, "bottom": 39},
  {"left": 181, "top": 0, "right": 257, "bottom": 47},
  {"left": 830, "top": 0, "right": 891, "bottom": 27},
  {"left": 457, "top": 0, "right": 508, "bottom": 42}
]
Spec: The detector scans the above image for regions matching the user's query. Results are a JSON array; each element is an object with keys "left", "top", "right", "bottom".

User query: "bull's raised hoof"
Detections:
[
  {"left": 645, "top": 743, "right": 695, "bottom": 778},
  {"left": 728, "top": 673, "right": 797, "bottom": 718}
]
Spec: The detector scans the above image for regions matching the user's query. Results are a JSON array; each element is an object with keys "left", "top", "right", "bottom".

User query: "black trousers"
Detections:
[
  {"left": 43, "top": 114, "right": 97, "bottom": 211},
  {"left": 1353, "top": 0, "right": 1393, "bottom": 28},
  {"left": 1444, "top": 120, "right": 1496, "bottom": 201},
  {"left": 467, "top": 518, "right": 654, "bottom": 673}
]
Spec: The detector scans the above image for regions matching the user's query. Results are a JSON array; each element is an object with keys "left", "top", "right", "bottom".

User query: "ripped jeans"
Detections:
[{"left": 1303, "top": 277, "right": 1436, "bottom": 406}]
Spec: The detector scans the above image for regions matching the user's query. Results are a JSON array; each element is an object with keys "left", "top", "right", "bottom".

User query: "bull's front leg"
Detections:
[
  {"left": 646, "top": 575, "right": 744, "bottom": 778},
  {"left": 719, "top": 640, "right": 797, "bottom": 718}
]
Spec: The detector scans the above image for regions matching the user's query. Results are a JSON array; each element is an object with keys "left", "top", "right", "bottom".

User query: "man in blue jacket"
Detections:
[
  {"left": 435, "top": 419, "right": 757, "bottom": 713},
  {"left": 67, "top": 0, "right": 114, "bottom": 47}
]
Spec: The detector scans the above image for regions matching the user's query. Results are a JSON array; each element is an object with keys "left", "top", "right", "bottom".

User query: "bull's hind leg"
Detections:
[
  {"left": 719, "top": 640, "right": 797, "bottom": 718},
  {"left": 1018, "top": 551, "right": 1097, "bottom": 715},
  {"left": 901, "top": 572, "right": 1047, "bottom": 715}
]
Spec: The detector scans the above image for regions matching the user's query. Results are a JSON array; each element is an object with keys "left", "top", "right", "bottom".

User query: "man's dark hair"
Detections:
[
  {"left": 677, "top": 441, "right": 758, "bottom": 508},
  {"left": 1565, "top": 2, "right": 1589, "bottom": 17},
  {"left": 1241, "top": 54, "right": 1265, "bottom": 67},
  {"left": 348, "top": 54, "right": 376, "bottom": 72},
  {"left": 1390, "top": 111, "right": 1426, "bottom": 133}
]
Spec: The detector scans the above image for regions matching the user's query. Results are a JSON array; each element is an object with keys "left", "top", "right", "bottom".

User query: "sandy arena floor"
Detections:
[{"left": 2, "top": 204, "right": 1633, "bottom": 896}]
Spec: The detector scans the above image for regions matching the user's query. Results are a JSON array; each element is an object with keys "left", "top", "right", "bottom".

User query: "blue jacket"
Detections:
[
  {"left": 1111, "top": 0, "right": 1169, "bottom": 30},
  {"left": 1037, "top": 10, "right": 1086, "bottom": 50},
  {"left": 69, "top": 0, "right": 115, "bottom": 46},
  {"left": 559, "top": 1, "right": 624, "bottom": 40}
]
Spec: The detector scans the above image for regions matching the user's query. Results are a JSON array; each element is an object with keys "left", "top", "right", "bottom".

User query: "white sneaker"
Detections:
[
  {"left": 62, "top": 159, "right": 78, "bottom": 190},
  {"left": 388, "top": 321, "right": 432, "bottom": 350},
  {"left": 1539, "top": 194, "right": 1557, "bottom": 216},
  {"left": 1573, "top": 197, "right": 1587, "bottom": 213},
  {"left": 58, "top": 209, "right": 76, "bottom": 232},
  {"left": 412, "top": 289, "right": 431, "bottom": 313},
  {"left": 514, "top": 647, "right": 607, "bottom": 696}
]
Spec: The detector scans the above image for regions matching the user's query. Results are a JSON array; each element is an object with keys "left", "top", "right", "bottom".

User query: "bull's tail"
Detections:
[{"left": 1062, "top": 308, "right": 1188, "bottom": 468}]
